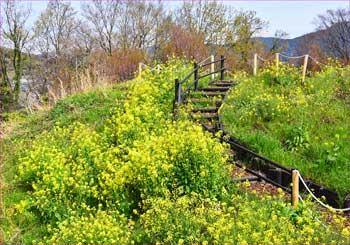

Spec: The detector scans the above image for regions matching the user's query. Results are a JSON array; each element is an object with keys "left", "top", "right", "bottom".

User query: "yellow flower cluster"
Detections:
[
  {"left": 47, "top": 210, "right": 132, "bottom": 244},
  {"left": 140, "top": 193, "right": 350, "bottom": 244},
  {"left": 261, "top": 62, "right": 303, "bottom": 86}
]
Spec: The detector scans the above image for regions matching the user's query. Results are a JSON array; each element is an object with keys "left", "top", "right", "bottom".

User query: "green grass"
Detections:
[
  {"left": 221, "top": 64, "right": 350, "bottom": 202},
  {"left": 0, "top": 83, "right": 128, "bottom": 243}
]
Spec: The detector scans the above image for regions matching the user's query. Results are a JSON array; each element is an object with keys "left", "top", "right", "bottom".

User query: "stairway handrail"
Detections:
[{"left": 174, "top": 56, "right": 226, "bottom": 107}]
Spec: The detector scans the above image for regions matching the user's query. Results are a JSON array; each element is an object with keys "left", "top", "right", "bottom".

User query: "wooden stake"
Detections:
[
  {"left": 138, "top": 63, "right": 143, "bottom": 78},
  {"left": 302, "top": 55, "right": 309, "bottom": 85},
  {"left": 292, "top": 169, "right": 299, "bottom": 208},
  {"left": 220, "top": 55, "right": 225, "bottom": 81},
  {"left": 253, "top": 53, "right": 258, "bottom": 76},
  {"left": 275, "top": 53, "right": 280, "bottom": 70},
  {"left": 211, "top": 55, "right": 215, "bottom": 80}
]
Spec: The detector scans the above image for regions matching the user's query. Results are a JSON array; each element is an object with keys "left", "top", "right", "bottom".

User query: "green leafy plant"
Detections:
[{"left": 284, "top": 126, "right": 310, "bottom": 152}]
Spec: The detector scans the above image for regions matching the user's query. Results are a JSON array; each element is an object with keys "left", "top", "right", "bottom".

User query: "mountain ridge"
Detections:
[{"left": 256, "top": 29, "right": 323, "bottom": 55}]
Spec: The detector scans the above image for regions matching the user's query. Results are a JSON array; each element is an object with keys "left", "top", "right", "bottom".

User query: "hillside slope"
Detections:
[{"left": 1, "top": 59, "right": 349, "bottom": 244}]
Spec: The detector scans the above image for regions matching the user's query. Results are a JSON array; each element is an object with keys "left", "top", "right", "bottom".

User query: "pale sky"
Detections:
[
  {"left": 229, "top": 1, "right": 350, "bottom": 38},
  {"left": 3, "top": 0, "right": 350, "bottom": 39}
]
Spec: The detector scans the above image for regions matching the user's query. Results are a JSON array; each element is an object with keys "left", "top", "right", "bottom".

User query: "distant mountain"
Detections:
[{"left": 256, "top": 30, "right": 324, "bottom": 56}]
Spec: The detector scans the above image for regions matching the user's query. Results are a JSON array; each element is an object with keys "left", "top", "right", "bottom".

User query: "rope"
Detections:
[
  {"left": 297, "top": 170, "right": 350, "bottom": 212},
  {"left": 198, "top": 56, "right": 212, "bottom": 65},
  {"left": 140, "top": 63, "right": 160, "bottom": 72},
  {"left": 140, "top": 63, "right": 151, "bottom": 69},
  {"left": 257, "top": 55, "right": 268, "bottom": 62},
  {"left": 308, "top": 56, "right": 329, "bottom": 67},
  {"left": 298, "top": 195, "right": 350, "bottom": 239},
  {"left": 279, "top": 53, "right": 306, "bottom": 59},
  {"left": 299, "top": 195, "right": 329, "bottom": 229}
]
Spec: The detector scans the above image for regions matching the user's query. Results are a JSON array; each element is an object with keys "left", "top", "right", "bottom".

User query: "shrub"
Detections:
[{"left": 46, "top": 210, "right": 132, "bottom": 244}]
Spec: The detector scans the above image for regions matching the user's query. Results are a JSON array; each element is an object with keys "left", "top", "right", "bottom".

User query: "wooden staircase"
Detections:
[{"left": 185, "top": 79, "right": 233, "bottom": 133}]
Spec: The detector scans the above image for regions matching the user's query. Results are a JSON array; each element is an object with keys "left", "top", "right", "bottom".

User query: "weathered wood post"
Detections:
[
  {"left": 253, "top": 53, "right": 258, "bottom": 76},
  {"left": 302, "top": 55, "right": 309, "bottom": 86},
  {"left": 138, "top": 63, "right": 143, "bottom": 78},
  {"left": 175, "top": 79, "right": 181, "bottom": 105},
  {"left": 211, "top": 55, "right": 215, "bottom": 80},
  {"left": 292, "top": 169, "right": 299, "bottom": 208},
  {"left": 275, "top": 53, "right": 280, "bottom": 70},
  {"left": 194, "top": 63, "right": 199, "bottom": 90},
  {"left": 220, "top": 55, "right": 225, "bottom": 80}
]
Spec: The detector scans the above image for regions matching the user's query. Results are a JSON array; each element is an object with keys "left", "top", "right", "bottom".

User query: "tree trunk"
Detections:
[
  {"left": 0, "top": 54, "right": 12, "bottom": 111},
  {"left": 13, "top": 46, "right": 22, "bottom": 103}
]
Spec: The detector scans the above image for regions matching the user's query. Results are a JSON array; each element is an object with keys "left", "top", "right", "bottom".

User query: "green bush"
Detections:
[{"left": 46, "top": 210, "right": 132, "bottom": 244}]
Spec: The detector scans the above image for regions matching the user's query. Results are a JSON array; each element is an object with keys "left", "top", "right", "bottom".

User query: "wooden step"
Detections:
[
  {"left": 210, "top": 79, "right": 235, "bottom": 84},
  {"left": 199, "top": 112, "right": 219, "bottom": 120},
  {"left": 184, "top": 98, "right": 223, "bottom": 106},
  {"left": 201, "top": 123, "right": 217, "bottom": 132},
  {"left": 192, "top": 107, "right": 219, "bottom": 113},
  {"left": 199, "top": 87, "right": 230, "bottom": 92},
  {"left": 192, "top": 112, "right": 218, "bottom": 120},
  {"left": 209, "top": 81, "right": 235, "bottom": 87},
  {"left": 230, "top": 176, "right": 260, "bottom": 182},
  {"left": 202, "top": 91, "right": 226, "bottom": 97}
]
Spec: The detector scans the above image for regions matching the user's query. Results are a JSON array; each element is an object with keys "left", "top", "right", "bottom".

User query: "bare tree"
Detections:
[
  {"left": 32, "top": 0, "right": 80, "bottom": 99},
  {"left": 2, "top": 0, "right": 32, "bottom": 103},
  {"left": 175, "top": 0, "right": 227, "bottom": 47},
  {"left": 315, "top": 8, "right": 350, "bottom": 63},
  {"left": 118, "top": 1, "right": 168, "bottom": 52},
  {"left": 34, "top": 0, "right": 79, "bottom": 58},
  {"left": 82, "top": 0, "right": 121, "bottom": 55},
  {"left": 74, "top": 22, "right": 96, "bottom": 55}
]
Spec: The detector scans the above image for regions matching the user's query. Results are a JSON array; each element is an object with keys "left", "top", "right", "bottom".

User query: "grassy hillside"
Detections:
[
  {"left": 1, "top": 58, "right": 349, "bottom": 244},
  {"left": 1, "top": 83, "right": 128, "bottom": 242},
  {"left": 222, "top": 62, "right": 350, "bottom": 201}
]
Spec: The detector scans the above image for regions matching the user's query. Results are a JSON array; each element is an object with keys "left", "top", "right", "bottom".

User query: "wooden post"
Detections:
[
  {"left": 253, "top": 53, "right": 258, "bottom": 76},
  {"left": 292, "top": 169, "right": 299, "bottom": 208},
  {"left": 302, "top": 55, "right": 309, "bottom": 85},
  {"left": 211, "top": 55, "right": 215, "bottom": 80},
  {"left": 138, "top": 62, "right": 143, "bottom": 78},
  {"left": 220, "top": 55, "right": 225, "bottom": 81},
  {"left": 194, "top": 63, "right": 198, "bottom": 90},
  {"left": 157, "top": 64, "right": 160, "bottom": 73},
  {"left": 275, "top": 53, "right": 280, "bottom": 70},
  {"left": 175, "top": 79, "right": 181, "bottom": 105}
]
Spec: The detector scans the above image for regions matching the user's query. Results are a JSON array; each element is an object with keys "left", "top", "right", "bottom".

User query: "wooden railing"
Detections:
[{"left": 174, "top": 55, "right": 225, "bottom": 105}]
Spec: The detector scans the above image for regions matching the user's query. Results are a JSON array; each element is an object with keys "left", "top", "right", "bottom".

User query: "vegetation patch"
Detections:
[{"left": 222, "top": 63, "right": 350, "bottom": 200}]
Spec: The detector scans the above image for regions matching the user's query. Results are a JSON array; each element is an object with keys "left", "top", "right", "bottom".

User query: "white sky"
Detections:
[{"left": 2, "top": 0, "right": 350, "bottom": 39}]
